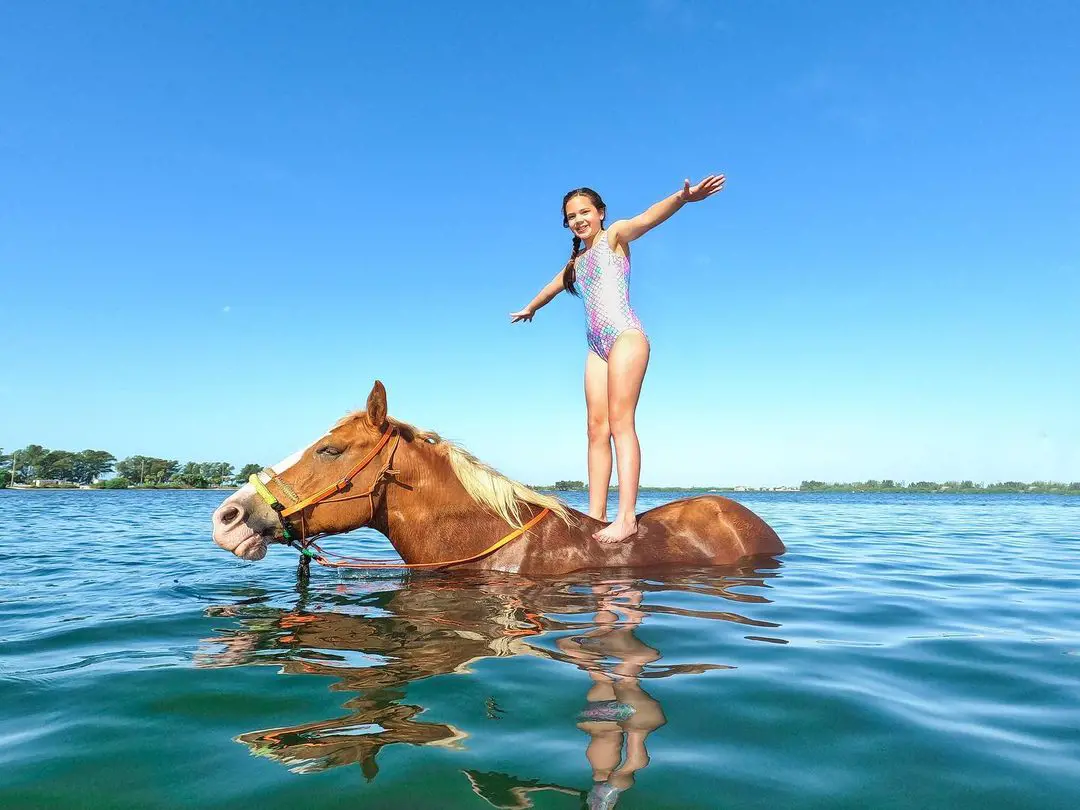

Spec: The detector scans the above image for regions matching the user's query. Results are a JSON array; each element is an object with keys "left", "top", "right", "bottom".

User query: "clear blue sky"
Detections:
[{"left": 2, "top": 1, "right": 1077, "bottom": 487}]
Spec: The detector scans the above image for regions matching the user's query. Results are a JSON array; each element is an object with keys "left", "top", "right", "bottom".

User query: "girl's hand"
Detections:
[
  {"left": 680, "top": 174, "right": 726, "bottom": 203},
  {"left": 510, "top": 308, "right": 535, "bottom": 323}
]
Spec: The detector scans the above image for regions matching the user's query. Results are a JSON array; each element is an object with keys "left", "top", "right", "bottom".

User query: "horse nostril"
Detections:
[{"left": 219, "top": 504, "right": 243, "bottom": 527}]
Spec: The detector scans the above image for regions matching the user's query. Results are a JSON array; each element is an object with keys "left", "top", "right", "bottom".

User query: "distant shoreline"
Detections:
[
  {"left": 3, "top": 484, "right": 242, "bottom": 492},
  {"left": 3, "top": 484, "right": 1077, "bottom": 497},
  {"left": 543, "top": 487, "right": 1080, "bottom": 496}
]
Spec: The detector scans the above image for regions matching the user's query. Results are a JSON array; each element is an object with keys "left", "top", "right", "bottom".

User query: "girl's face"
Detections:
[{"left": 564, "top": 195, "right": 605, "bottom": 241}]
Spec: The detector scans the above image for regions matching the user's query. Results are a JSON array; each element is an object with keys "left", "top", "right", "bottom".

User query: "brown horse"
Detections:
[{"left": 211, "top": 381, "right": 784, "bottom": 574}]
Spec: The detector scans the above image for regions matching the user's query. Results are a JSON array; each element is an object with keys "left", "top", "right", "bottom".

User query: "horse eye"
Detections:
[{"left": 317, "top": 445, "right": 343, "bottom": 458}]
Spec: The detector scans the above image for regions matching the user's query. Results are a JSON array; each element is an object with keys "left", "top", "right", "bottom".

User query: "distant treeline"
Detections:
[
  {"left": 542, "top": 480, "right": 740, "bottom": 493},
  {"left": 551, "top": 480, "right": 586, "bottom": 490},
  {"left": 0, "top": 445, "right": 261, "bottom": 489},
  {"left": 800, "top": 479, "right": 1080, "bottom": 494},
  {"left": 4, "top": 448, "right": 1077, "bottom": 495},
  {"left": 539, "top": 479, "right": 1080, "bottom": 495}
]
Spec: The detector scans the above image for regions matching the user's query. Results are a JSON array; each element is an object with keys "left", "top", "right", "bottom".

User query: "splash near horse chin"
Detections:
[{"left": 211, "top": 380, "right": 784, "bottom": 576}]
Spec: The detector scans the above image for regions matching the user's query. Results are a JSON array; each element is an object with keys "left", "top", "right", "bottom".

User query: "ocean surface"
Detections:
[{"left": 1, "top": 489, "right": 1077, "bottom": 809}]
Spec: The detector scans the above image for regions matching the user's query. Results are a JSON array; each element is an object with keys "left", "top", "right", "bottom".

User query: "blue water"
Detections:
[{"left": 1, "top": 489, "right": 1078, "bottom": 808}]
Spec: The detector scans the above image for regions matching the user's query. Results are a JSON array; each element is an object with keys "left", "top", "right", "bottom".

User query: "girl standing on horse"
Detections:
[{"left": 510, "top": 176, "right": 726, "bottom": 544}]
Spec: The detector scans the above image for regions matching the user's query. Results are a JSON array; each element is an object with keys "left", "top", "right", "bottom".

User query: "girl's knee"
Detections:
[
  {"left": 609, "top": 415, "right": 636, "bottom": 437},
  {"left": 588, "top": 418, "right": 611, "bottom": 443}
]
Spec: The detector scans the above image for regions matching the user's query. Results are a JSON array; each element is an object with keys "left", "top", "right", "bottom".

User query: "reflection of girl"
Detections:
[{"left": 556, "top": 585, "right": 667, "bottom": 809}]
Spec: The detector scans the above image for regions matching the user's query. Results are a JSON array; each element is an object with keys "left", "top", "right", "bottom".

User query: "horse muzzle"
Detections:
[{"left": 211, "top": 486, "right": 283, "bottom": 560}]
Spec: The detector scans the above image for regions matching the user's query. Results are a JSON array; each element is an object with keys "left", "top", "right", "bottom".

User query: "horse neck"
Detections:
[{"left": 376, "top": 439, "right": 526, "bottom": 563}]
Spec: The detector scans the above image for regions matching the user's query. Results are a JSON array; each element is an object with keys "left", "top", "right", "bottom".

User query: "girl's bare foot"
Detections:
[{"left": 593, "top": 517, "right": 637, "bottom": 544}]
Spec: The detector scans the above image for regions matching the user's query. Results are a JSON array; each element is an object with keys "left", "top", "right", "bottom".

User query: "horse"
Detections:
[{"left": 211, "top": 381, "right": 784, "bottom": 575}]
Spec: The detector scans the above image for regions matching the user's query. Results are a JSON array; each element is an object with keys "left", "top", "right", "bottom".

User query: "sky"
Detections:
[{"left": 2, "top": 1, "right": 1078, "bottom": 488}]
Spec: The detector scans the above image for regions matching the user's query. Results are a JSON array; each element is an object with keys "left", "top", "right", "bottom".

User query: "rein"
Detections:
[
  {"left": 302, "top": 506, "right": 551, "bottom": 570},
  {"left": 249, "top": 426, "right": 550, "bottom": 571}
]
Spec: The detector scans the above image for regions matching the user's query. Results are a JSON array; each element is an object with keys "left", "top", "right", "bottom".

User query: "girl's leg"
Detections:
[
  {"left": 584, "top": 350, "right": 612, "bottom": 521},
  {"left": 594, "top": 330, "right": 649, "bottom": 544}
]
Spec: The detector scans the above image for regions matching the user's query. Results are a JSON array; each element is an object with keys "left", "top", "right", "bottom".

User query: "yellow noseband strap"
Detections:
[{"left": 250, "top": 473, "right": 282, "bottom": 509}]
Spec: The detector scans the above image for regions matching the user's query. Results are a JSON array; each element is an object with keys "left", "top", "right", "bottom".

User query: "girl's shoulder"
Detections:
[{"left": 602, "top": 223, "right": 632, "bottom": 258}]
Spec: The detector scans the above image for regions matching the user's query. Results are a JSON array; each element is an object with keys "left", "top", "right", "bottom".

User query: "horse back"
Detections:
[{"left": 635, "top": 495, "right": 785, "bottom": 562}]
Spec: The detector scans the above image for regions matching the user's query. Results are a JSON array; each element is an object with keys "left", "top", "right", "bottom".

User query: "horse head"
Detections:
[{"left": 212, "top": 380, "right": 400, "bottom": 560}]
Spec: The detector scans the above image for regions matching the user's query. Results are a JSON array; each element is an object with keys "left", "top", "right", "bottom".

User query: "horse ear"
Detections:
[{"left": 366, "top": 380, "right": 388, "bottom": 428}]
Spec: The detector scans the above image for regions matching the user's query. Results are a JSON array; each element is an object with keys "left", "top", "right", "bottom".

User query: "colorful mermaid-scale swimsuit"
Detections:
[{"left": 576, "top": 231, "right": 646, "bottom": 360}]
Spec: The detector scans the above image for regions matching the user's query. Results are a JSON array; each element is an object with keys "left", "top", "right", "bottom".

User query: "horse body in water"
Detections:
[{"left": 211, "top": 381, "right": 784, "bottom": 575}]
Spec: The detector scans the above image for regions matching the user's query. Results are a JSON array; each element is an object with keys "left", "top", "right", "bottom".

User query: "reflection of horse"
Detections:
[
  {"left": 197, "top": 568, "right": 784, "bottom": 797},
  {"left": 212, "top": 381, "right": 784, "bottom": 575},
  {"left": 198, "top": 577, "right": 551, "bottom": 778}
]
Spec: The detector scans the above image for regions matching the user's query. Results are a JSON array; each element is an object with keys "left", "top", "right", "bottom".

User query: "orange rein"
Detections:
[
  {"left": 252, "top": 426, "right": 551, "bottom": 571},
  {"left": 305, "top": 506, "right": 551, "bottom": 570}
]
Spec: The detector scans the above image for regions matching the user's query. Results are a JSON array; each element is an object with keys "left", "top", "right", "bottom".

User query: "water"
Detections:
[{"left": 1, "top": 489, "right": 1078, "bottom": 809}]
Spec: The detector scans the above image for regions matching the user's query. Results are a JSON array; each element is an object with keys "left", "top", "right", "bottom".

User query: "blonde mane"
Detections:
[{"left": 384, "top": 416, "right": 573, "bottom": 529}]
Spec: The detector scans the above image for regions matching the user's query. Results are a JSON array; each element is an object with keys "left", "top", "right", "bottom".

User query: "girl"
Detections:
[{"left": 510, "top": 176, "right": 726, "bottom": 544}]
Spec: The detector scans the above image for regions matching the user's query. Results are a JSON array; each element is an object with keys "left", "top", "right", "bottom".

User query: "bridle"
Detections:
[
  {"left": 250, "top": 424, "right": 401, "bottom": 550},
  {"left": 248, "top": 425, "right": 549, "bottom": 571}
]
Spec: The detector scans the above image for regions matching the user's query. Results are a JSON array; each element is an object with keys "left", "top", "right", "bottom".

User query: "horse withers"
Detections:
[{"left": 210, "top": 381, "right": 784, "bottom": 575}]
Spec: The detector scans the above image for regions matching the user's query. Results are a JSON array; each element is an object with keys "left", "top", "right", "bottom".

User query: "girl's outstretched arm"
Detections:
[
  {"left": 510, "top": 268, "right": 566, "bottom": 322},
  {"left": 608, "top": 175, "right": 726, "bottom": 249}
]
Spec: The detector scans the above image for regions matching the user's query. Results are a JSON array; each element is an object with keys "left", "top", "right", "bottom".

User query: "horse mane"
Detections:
[{"left": 384, "top": 416, "right": 574, "bottom": 529}]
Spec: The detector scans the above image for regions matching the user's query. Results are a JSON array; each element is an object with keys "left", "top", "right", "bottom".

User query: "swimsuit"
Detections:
[
  {"left": 577, "top": 699, "right": 637, "bottom": 723},
  {"left": 575, "top": 231, "right": 646, "bottom": 360}
]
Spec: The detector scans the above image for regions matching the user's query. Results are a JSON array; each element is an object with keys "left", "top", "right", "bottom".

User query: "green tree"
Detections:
[
  {"left": 72, "top": 450, "right": 116, "bottom": 484},
  {"left": 116, "top": 456, "right": 180, "bottom": 485},
  {"left": 200, "top": 462, "right": 234, "bottom": 487},
  {"left": 95, "top": 477, "right": 131, "bottom": 489},
  {"left": 40, "top": 450, "right": 77, "bottom": 481},
  {"left": 553, "top": 480, "right": 585, "bottom": 490},
  {"left": 15, "top": 445, "right": 48, "bottom": 481},
  {"left": 987, "top": 481, "right": 1024, "bottom": 492},
  {"left": 116, "top": 456, "right": 149, "bottom": 484},
  {"left": 152, "top": 459, "right": 180, "bottom": 484},
  {"left": 176, "top": 462, "right": 209, "bottom": 488}
]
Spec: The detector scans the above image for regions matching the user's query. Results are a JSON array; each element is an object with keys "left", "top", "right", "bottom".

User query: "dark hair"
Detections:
[{"left": 560, "top": 187, "right": 606, "bottom": 296}]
